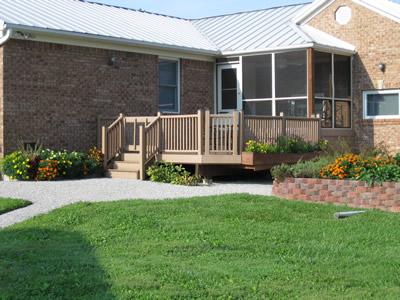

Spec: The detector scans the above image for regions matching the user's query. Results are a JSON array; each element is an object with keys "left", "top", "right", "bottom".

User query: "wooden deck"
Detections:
[{"left": 99, "top": 111, "right": 322, "bottom": 179}]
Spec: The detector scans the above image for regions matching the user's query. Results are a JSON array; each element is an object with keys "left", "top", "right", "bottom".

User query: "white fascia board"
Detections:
[
  {"left": 6, "top": 24, "right": 220, "bottom": 61},
  {"left": 352, "top": 0, "right": 400, "bottom": 24},
  {"left": 292, "top": 0, "right": 334, "bottom": 25},
  {"left": 221, "top": 43, "right": 315, "bottom": 56},
  {"left": 313, "top": 44, "right": 356, "bottom": 55}
]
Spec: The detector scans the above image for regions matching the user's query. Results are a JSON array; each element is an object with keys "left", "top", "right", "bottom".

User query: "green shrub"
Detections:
[
  {"left": 1, "top": 148, "right": 103, "bottom": 181},
  {"left": 245, "top": 136, "right": 326, "bottom": 154},
  {"left": 271, "top": 157, "right": 331, "bottom": 182},
  {"left": 357, "top": 164, "right": 400, "bottom": 186},
  {"left": 146, "top": 161, "right": 202, "bottom": 186}
]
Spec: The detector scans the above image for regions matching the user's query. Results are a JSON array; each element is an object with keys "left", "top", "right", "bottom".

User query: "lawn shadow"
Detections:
[{"left": 0, "top": 228, "right": 116, "bottom": 299}]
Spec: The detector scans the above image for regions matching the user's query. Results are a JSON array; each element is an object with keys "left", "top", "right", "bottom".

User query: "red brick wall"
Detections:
[
  {"left": 307, "top": 0, "right": 400, "bottom": 154},
  {"left": 0, "top": 45, "right": 3, "bottom": 158},
  {"left": 272, "top": 178, "right": 400, "bottom": 213},
  {"left": 2, "top": 39, "right": 215, "bottom": 154},
  {"left": 180, "top": 59, "right": 214, "bottom": 114}
]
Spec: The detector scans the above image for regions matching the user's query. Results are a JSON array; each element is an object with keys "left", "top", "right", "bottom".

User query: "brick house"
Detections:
[{"left": 0, "top": 0, "right": 399, "bottom": 158}]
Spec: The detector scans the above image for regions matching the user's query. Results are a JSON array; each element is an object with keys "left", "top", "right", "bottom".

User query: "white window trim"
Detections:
[
  {"left": 158, "top": 57, "right": 180, "bottom": 114},
  {"left": 363, "top": 89, "right": 400, "bottom": 120}
]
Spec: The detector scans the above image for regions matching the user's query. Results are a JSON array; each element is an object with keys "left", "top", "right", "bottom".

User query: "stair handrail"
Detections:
[
  {"left": 139, "top": 113, "right": 161, "bottom": 179},
  {"left": 102, "top": 113, "right": 125, "bottom": 168}
]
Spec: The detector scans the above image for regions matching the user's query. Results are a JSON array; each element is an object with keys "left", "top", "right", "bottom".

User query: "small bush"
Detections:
[
  {"left": 245, "top": 136, "right": 326, "bottom": 154},
  {"left": 271, "top": 157, "right": 331, "bottom": 182},
  {"left": 146, "top": 161, "right": 202, "bottom": 186},
  {"left": 1, "top": 147, "right": 104, "bottom": 181}
]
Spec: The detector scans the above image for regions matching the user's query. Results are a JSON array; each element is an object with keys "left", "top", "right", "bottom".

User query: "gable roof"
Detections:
[
  {"left": 0, "top": 0, "right": 358, "bottom": 56},
  {"left": 293, "top": 0, "right": 400, "bottom": 25},
  {"left": 191, "top": 4, "right": 310, "bottom": 54},
  {"left": 0, "top": 0, "right": 219, "bottom": 54}
]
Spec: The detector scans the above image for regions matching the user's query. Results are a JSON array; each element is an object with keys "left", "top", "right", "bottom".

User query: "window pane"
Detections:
[
  {"left": 275, "top": 51, "right": 307, "bottom": 98},
  {"left": 335, "top": 101, "right": 351, "bottom": 128},
  {"left": 221, "top": 90, "right": 237, "bottom": 110},
  {"left": 314, "top": 51, "right": 332, "bottom": 98},
  {"left": 367, "top": 93, "right": 399, "bottom": 116},
  {"left": 159, "top": 60, "right": 177, "bottom": 85},
  {"left": 334, "top": 55, "right": 351, "bottom": 99},
  {"left": 276, "top": 100, "right": 307, "bottom": 117},
  {"left": 315, "top": 99, "right": 333, "bottom": 128},
  {"left": 244, "top": 101, "right": 272, "bottom": 116},
  {"left": 221, "top": 69, "right": 237, "bottom": 89},
  {"left": 243, "top": 55, "right": 272, "bottom": 99},
  {"left": 159, "top": 86, "right": 177, "bottom": 112}
]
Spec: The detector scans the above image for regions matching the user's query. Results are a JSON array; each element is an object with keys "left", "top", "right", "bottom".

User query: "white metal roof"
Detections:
[
  {"left": 0, "top": 0, "right": 219, "bottom": 53},
  {"left": 192, "top": 4, "right": 311, "bottom": 53},
  {"left": 0, "top": 0, "right": 358, "bottom": 55}
]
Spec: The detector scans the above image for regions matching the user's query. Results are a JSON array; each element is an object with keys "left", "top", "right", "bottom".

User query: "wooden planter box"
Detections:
[{"left": 241, "top": 152, "right": 320, "bottom": 171}]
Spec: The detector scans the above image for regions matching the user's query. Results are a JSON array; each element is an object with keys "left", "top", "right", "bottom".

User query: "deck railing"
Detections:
[{"left": 100, "top": 110, "right": 321, "bottom": 173}]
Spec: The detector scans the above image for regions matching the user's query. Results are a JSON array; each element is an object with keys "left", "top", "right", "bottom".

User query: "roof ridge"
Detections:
[
  {"left": 75, "top": 0, "right": 189, "bottom": 20},
  {"left": 190, "top": 2, "right": 311, "bottom": 21}
]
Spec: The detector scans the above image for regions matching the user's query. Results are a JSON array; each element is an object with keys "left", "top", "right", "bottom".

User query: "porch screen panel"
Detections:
[
  {"left": 275, "top": 51, "right": 307, "bottom": 98},
  {"left": 221, "top": 68, "right": 238, "bottom": 110},
  {"left": 315, "top": 99, "right": 333, "bottom": 128},
  {"left": 335, "top": 101, "right": 352, "bottom": 128},
  {"left": 242, "top": 55, "right": 272, "bottom": 99},
  {"left": 314, "top": 51, "right": 332, "bottom": 98},
  {"left": 244, "top": 101, "right": 272, "bottom": 116},
  {"left": 276, "top": 100, "right": 307, "bottom": 117},
  {"left": 334, "top": 55, "right": 351, "bottom": 99}
]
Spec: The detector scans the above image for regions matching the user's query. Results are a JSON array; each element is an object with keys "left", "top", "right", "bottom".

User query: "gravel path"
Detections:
[{"left": 0, "top": 178, "right": 272, "bottom": 228}]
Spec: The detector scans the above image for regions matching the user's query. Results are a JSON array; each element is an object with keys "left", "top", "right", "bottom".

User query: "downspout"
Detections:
[{"left": 0, "top": 24, "right": 12, "bottom": 46}]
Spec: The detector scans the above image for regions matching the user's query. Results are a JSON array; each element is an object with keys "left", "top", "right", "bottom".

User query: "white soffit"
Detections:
[{"left": 0, "top": 0, "right": 218, "bottom": 53}]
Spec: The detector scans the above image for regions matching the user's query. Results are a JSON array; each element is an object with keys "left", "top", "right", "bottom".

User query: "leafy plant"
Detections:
[
  {"left": 17, "top": 140, "right": 43, "bottom": 161},
  {"left": 245, "top": 136, "right": 326, "bottom": 154},
  {"left": 358, "top": 164, "right": 400, "bottom": 186},
  {"left": 271, "top": 157, "right": 331, "bottom": 182},
  {"left": 146, "top": 161, "right": 202, "bottom": 186}
]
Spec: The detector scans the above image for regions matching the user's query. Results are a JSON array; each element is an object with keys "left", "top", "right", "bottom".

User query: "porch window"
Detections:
[
  {"left": 244, "top": 101, "right": 272, "bottom": 116},
  {"left": 159, "top": 59, "right": 179, "bottom": 113},
  {"left": 364, "top": 90, "right": 400, "bottom": 119},
  {"left": 243, "top": 55, "right": 272, "bottom": 99},
  {"left": 314, "top": 51, "right": 352, "bottom": 128},
  {"left": 276, "top": 100, "right": 307, "bottom": 117}
]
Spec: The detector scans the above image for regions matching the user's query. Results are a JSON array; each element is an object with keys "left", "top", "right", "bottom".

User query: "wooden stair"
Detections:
[{"left": 105, "top": 152, "right": 142, "bottom": 180}]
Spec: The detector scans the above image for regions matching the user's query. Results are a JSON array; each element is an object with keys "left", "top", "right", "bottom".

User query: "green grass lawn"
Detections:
[
  {"left": 1, "top": 194, "right": 400, "bottom": 299},
  {"left": 0, "top": 198, "right": 31, "bottom": 215}
]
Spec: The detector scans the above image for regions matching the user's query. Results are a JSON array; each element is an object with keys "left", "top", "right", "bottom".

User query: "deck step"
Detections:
[
  {"left": 105, "top": 169, "right": 140, "bottom": 180},
  {"left": 122, "top": 152, "right": 141, "bottom": 161},
  {"left": 113, "top": 161, "right": 140, "bottom": 171}
]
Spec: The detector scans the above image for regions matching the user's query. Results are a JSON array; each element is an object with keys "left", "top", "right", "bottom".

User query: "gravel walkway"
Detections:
[{"left": 0, "top": 178, "right": 272, "bottom": 228}]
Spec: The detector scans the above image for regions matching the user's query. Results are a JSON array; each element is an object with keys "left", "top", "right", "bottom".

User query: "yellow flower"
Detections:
[
  {"left": 10, "top": 176, "right": 13, "bottom": 179},
  {"left": 26, "top": 176, "right": 29, "bottom": 179},
  {"left": 26, "top": 159, "right": 29, "bottom": 162}
]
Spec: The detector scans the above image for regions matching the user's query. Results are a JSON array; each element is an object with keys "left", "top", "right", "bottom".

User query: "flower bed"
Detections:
[
  {"left": 272, "top": 178, "right": 400, "bottom": 213},
  {"left": 241, "top": 152, "right": 319, "bottom": 170},
  {"left": 0, "top": 147, "right": 104, "bottom": 181}
]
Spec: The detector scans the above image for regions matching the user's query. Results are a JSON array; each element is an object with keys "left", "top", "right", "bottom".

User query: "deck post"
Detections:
[
  {"left": 204, "top": 110, "right": 210, "bottom": 155},
  {"left": 197, "top": 110, "right": 203, "bottom": 155},
  {"left": 232, "top": 111, "right": 239, "bottom": 155},
  {"left": 119, "top": 113, "right": 125, "bottom": 152},
  {"left": 316, "top": 114, "right": 322, "bottom": 141},
  {"left": 239, "top": 110, "right": 244, "bottom": 153},
  {"left": 280, "top": 112, "right": 286, "bottom": 136},
  {"left": 139, "top": 125, "right": 146, "bottom": 180},
  {"left": 102, "top": 126, "right": 107, "bottom": 168}
]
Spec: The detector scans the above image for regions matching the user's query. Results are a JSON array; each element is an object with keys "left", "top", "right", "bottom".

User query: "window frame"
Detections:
[
  {"left": 158, "top": 58, "right": 180, "bottom": 114},
  {"left": 363, "top": 89, "right": 400, "bottom": 120}
]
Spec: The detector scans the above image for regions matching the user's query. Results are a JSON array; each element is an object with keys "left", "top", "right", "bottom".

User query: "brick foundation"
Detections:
[
  {"left": 1, "top": 40, "right": 214, "bottom": 154},
  {"left": 272, "top": 178, "right": 400, "bottom": 212}
]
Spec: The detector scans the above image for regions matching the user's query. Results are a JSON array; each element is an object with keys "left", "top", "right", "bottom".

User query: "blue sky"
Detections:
[{"left": 92, "top": 0, "right": 400, "bottom": 19}]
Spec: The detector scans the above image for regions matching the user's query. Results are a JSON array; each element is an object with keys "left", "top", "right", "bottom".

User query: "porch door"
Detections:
[{"left": 218, "top": 65, "right": 242, "bottom": 113}]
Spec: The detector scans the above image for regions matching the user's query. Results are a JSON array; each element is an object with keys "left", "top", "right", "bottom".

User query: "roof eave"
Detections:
[
  {"left": 292, "top": 0, "right": 334, "bottom": 25},
  {"left": 6, "top": 23, "right": 221, "bottom": 57}
]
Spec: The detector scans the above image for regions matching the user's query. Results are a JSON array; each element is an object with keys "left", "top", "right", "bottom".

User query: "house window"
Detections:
[
  {"left": 159, "top": 59, "right": 179, "bottom": 113},
  {"left": 364, "top": 90, "right": 400, "bottom": 119}
]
